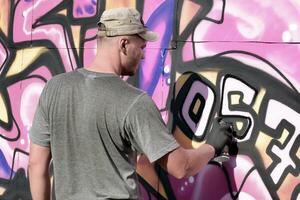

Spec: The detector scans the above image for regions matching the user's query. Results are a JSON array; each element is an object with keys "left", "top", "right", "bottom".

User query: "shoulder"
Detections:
[
  {"left": 46, "top": 70, "right": 81, "bottom": 87},
  {"left": 40, "top": 71, "right": 80, "bottom": 98},
  {"left": 126, "top": 92, "right": 158, "bottom": 116},
  {"left": 121, "top": 80, "right": 145, "bottom": 95},
  {"left": 114, "top": 80, "right": 149, "bottom": 103},
  {"left": 50, "top": 70, "right": 81, "bottom": 82},
  {"left": 121, "top": 83, "right": 153, "bottom": 106}
]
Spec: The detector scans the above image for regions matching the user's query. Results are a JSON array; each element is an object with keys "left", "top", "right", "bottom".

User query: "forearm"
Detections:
[
  {"left": 158, "top": 144, "right": 215, "bottom": 179},
  {"left": 29, "top": 165, "right": 51, "bottom": 200}
]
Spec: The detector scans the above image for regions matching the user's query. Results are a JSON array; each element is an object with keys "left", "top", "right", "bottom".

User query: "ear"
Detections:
[{"left": 119, "top": 37, "right": 129, "bottom": 55}]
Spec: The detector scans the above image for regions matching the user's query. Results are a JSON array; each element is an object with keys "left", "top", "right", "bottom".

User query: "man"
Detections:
[{"left": 28, "top": 7, "right": 233, "bottom": 200}]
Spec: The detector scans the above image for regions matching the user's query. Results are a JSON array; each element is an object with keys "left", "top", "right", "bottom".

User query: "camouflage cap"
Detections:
[{"left": 97, "top": 7, "right": 158, "bottom": 42}]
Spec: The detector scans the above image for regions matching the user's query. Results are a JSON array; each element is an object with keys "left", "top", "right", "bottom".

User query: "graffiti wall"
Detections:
[{"left": 0, "top": 0, "right": 299, "bottom": 199}]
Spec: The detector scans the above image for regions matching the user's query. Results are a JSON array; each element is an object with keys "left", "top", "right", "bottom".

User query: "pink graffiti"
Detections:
[
  {"left": 192, "top": 156, "right": 272, "bottom": 200},
  {"left": 73, "top": 0, "right": 97, "bottom": 18},
  {"left": 0, "top": 42, "right": 7, "bottom": 71},
  {"left": 0, "top": 1, "right": 299, "bottom": 199},
  {"left": 13, "top": 0, "right": 76, "bottom": 72},
  {"left": 192, "top": 1, "right": 300, "bottom": 91},
  {"left": 0, "top": 66, "right": 52, "bottom": 175},
  {"left": 83, "top": 28, "right": 97, "bottom": 67}
]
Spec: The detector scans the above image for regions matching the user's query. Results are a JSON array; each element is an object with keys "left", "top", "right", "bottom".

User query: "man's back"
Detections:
[{"left": 32, "top": 68, "right": 146, "bottom": 199}]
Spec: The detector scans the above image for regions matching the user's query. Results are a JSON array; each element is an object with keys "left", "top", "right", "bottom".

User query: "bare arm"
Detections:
[
  {"left": 157, "top": 118, "right": 234, "bottom": 179},
  {"left": 157, "top": 144, "right": 215, "bottom": 179},
  {"left": 29, "top": 143, "right": 51, "bottom": 200}
]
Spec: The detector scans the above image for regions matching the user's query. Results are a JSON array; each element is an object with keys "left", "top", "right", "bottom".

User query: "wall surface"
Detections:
[{"left": 0, "top": 0, "right": 299, "bottom": 199}]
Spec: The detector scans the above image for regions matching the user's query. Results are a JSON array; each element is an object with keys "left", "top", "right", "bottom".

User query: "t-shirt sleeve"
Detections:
[
  {"left": 29, "top": 83, "right": 50, "bottom": 147},
  {"left": 123, "top": 93, "right": 179, "bottom": 163}
]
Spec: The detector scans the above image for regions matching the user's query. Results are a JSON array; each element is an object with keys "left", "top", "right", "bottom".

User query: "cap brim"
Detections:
[{"left": 138, "top": 31, "right": 159, "bottom": 42}]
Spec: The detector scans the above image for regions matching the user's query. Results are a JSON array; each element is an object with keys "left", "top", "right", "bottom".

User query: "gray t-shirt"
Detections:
[{"left": 29, "top": 68, "right": 179, "bottom": 200}]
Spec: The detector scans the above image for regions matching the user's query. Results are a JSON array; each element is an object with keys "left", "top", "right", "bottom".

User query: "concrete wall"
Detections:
[{"left": 0, "top": 0, "right": 299, "bottom": 199}]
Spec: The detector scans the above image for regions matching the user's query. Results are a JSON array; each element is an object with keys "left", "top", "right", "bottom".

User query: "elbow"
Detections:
[
  {"left": 28, "top": 160, "right": 34, "bottom": 174},
  {"left": 181, "top": 164, "right": 194, "bottom": 179},
  {"left": 159, "top": 147, "right": 203, "bottom": 179},
  {"left": 171, "top": 157, "right": 191, "bottom": 179},
  {"left": 28, "top": 160, "right": 49, "bottom": 178},
  {"left": 172, "top": 170, "right": 188, "bottom": 179},
  {"left": 175, "top": 162, "right": 200, "bottom": 179},
  {"left": 28, "top": 160, "right": 38, "bottom": 178},
  {"left": 28, "top": 157, "right": 39, "bottom": 170}
]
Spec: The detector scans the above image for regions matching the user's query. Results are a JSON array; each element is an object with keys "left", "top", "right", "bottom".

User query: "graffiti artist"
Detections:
[{"left": 28, "top": 7, "right": 234, "bottom": 200}]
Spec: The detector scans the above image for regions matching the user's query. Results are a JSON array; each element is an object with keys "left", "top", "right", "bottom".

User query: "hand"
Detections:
[{"left": 205, "top": 117, "right": 234, "bottom": 156}]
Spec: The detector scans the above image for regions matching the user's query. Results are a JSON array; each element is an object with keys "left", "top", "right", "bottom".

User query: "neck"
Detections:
[
  {"left": 86, "top": 48, "right": 121, "bottom": 75},
  {"left": 86, "top": 36, "right": 124, "bottom": 75}
]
